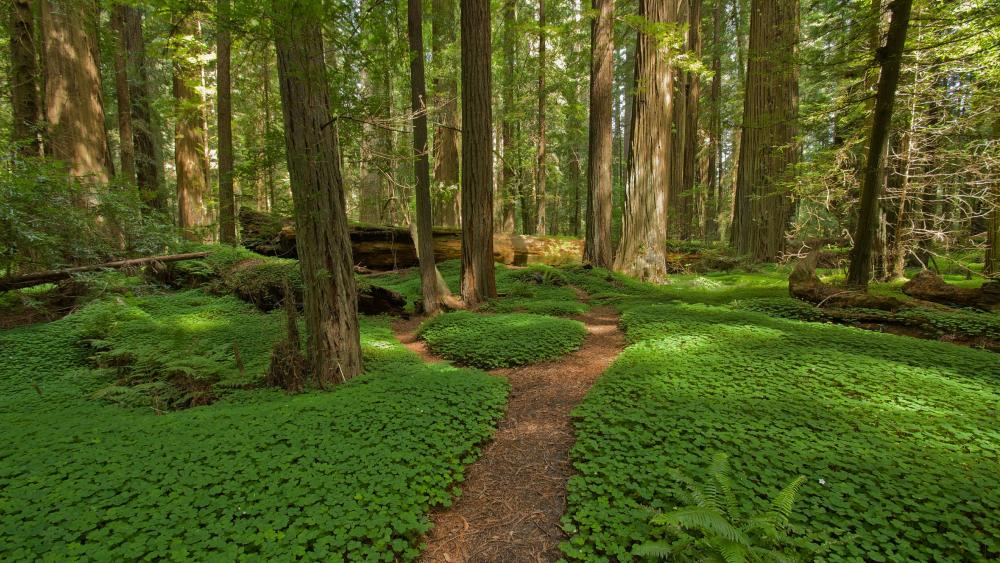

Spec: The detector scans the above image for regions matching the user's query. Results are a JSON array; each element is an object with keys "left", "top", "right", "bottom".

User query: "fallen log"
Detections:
[
  {"left": 238, "top": 207, "right": 583, "bottom": 269},
  {"left": 901, "top": 270, "right": 1000, "bottom": 311},
  {"left": 0, "top": 252, "right": 210, "bottom": 292},
  {"left": 789, "top": 251, "right": 906, "bottom": 311}
]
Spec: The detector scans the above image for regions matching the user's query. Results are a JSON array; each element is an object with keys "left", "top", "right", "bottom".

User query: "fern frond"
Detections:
[
  {"left": 714, "top": 539, "right": 750, "bottom": 563},
  {"left": 633, "top": 541, "right": 675, "bottom": 559},
  {"left": 769, "top": 476, "right": 805, "bottom": 520},
  {"left": 654, "top": 507, "right": 749, "bottom": 545}
]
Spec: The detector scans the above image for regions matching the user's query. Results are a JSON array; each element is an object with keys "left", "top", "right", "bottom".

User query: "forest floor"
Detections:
[{"left": 393, "top": 302, "right": 626, "bottom": 562}]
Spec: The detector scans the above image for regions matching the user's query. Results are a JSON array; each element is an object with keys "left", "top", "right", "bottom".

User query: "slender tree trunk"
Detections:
[
  {"left": 273, "top": 0, "right": 361, "bottom": 382},
  {"left": 534, "top": 0, "right": 547, "bottom": 235},
  {"left": 40, "top": 0, "right": 111, "bottom": 194},
  {"left": 262, "top": 53, "right": 276, "bottom": 211},
  {"left": 584, "top": 0, "right": 614, "bottom": 267},
  {"left": 172, "top": 15, "right": 209, "bottom": 240},
  {"left": 432, "top": 0, "right": 461, "bottom": 227},
  {"left": 613, "top": 0, "right": 675, "bottom": 282},
  {"left": 9, "top": 0, "right": 40, "bottom": 156},
  {"left": 499, "top": 0, "right": 518, "bottom": 233},
  {"left": 460, "top": 0, "right": 497, "bottom": 305},
  {"left": 682, "top": 0, "right": 702, "bottom": 240},
  {"left": 705, "top": 0, "right": 722, "bottom": 240},
  {"left": 119, "top": 5, "right": 164, "bottom": 210},
  {"left": 408, "top": 0, "right": 449, "bottom": 313},
  {"left": 217, "top": 0, "right": 236, "bottom": 244},
  {"left": 112, "top": 5, "right": 136, "bottom": 184},
  {"left": 847, "top": 0, "right": 913, "bottom": 287},
  {"left": 729, "top": 0, "right": 799, "bottom": 261},
  {"left": 669, "top": 0, "right": 689, "bottom": 240}
]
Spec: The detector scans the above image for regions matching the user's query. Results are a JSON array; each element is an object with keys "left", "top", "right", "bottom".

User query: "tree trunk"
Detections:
[
  {"left": 705, "top": 0, "right": 722, "bottom": 240},
  {"left": 119, "top": 5, "right": 165, "bottom": 210},
  {"left": 613, "top": 0, "right": 675, "bottom": 282},
  {"left": 262, "top": 52, "right": 276, "bottom": 211},
  {"left": 111, "top": 5, "right": 136, "bottom": 184},
  {"left": 682, "top": 0, "right": 702, "bottom": 241},
  {"left": 499, "top": 0, "right": 518, "bottom": 233},
  {"left": 584, "top": 0, "right": 614, "bottom": 268},
  {"left": 8, "top": 0, "right": 40, "bottom": 156},
  {"left": 729, "top": 0, "right": 799, "bottom": 261},
  {"left": 217, "top": 0, "right": 236, "bottom": 244},
  {"left": 460, "top": 0, "right": 497, "bottom": 305},
  {"left": 669, "top": 0, "right": 689, "bottom": 240},
  {"left": 847, "top": 0, "right": 913, "bottom": 287},
  {"left": 273, "top": 0, "right": 362, "bottom": 382},
  {"left": 534, "top": 0, "right": 548, "bottom": 235},
  {"left": 172, "top": 15, "right": 210, "bottom": 240},
  {"left": 432, "top": 0, "right": 461, "bottom": 228},
  {"left": 40, "top": 0, "right": 111, "bottom": 193},
  {"left": 408, "top": 0, "right": 450, "bottom": 314}
]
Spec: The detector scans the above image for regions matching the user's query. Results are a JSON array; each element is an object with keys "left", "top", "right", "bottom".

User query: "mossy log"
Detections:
[
  {"left": 0, "top": 252, "right": 210, "bottom": 292},
  {"left": 789, "top": 251, "right": 906, "bottom": 311},
  {"left": 901, "top": 270, "right": 1000, "bottom": 311},
  {"left": 238, "top": 207, "right": 583, "bottom": 270}
]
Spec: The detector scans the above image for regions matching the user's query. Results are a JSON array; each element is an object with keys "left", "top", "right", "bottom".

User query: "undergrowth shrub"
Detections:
[
  {"left": 418, "top": 311, "right": 587, "bottom": 368},
  {"left": 0, "top": 308, "right": 508, "bottom": 560}
]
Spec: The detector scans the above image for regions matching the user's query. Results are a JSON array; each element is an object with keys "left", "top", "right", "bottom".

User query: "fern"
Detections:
[{"left": 636, "top": 454, "right": 807, "bottom": 562}]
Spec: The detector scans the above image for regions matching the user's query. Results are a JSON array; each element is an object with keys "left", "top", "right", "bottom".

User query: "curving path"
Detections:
[{"left": 393, "top": 303, "right": 626, "bottom": 562}]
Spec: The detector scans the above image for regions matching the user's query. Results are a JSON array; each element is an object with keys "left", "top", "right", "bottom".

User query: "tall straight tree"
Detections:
[
  {"left": 216, "top": 0, "right": 236, "bottom": 244},
  {"left": 459, "top": 0, "right": 497, "bottom": 305},
  {"left": 408, "top": 0, "right": 450, "bottom": 313},
  {"left": 432, "top": 0, "right": 460, "bottom": 227},
  {"left": 273, "top": 0, "right": 361, "bottom": 382},
  {"left": 847, "top": 0, "right": 913, "bottom": 287},
  {"left": 681, "top": 0, "right": 702, "bottom": 240},
  {"left": 112, "top": 5, "right": 136, "bottom": 184},
  {"left": 534, "top": 0, "right": 547, "bottom": 235},
  {"left": 584, "top": 0, "right": 614, "bottom": 267},
  {"left": 171, "top": 14, "right": 210, "bottom": 239},
  {"left": 729, "top": 0, "right": 799, "bottom": 261},
  {"left": 119, "top": 5, "right": 165, "bottom": 210},
  {"left": 613, "top": 0, "right": 675, "bottom": 282},
  {"left": 499, "top": 0, "right": 518, "bottom": 233},
  {"left": 669, "top": 0, "right": 688, "bottom": 239},
  {"left": 704, "top": 0, "right": 723, "bottom": 240},
  {"left": 40, "top": 0, "right": 111, "bottom": 193},
  {"left": 8, "top": 0, "right": 40, "bottom": 156}
]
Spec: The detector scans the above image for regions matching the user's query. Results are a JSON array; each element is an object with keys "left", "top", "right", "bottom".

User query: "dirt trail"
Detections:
[{"left": 392, "top": 304, "right": 626, "bottom": 562}]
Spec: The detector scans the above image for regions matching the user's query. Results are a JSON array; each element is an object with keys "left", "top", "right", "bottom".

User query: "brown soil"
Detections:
[{"left": 392, "top": 304, "right": 626, "bottom": 562}]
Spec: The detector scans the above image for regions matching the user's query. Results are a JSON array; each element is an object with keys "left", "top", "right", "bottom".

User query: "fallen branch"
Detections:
[
  {"left": 0, "top": 252, "right": 210, "bottom": 292},
  {"left": 789, "top": 251, "right": 907, "bottom": 311}
]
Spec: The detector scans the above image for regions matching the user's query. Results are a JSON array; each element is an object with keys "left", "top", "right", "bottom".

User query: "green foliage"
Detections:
[
  {"left": 635, "top": 454, "right": 807, "bottom": 562},
  {"left": 418, "top": 311, "right": 587, "bottom": 369},
  {"left": 0, "top": 301, "right": 508, "bottom": 560},
  {"left": 559, "top": 269, "right": 1000, "bottom": 561}
]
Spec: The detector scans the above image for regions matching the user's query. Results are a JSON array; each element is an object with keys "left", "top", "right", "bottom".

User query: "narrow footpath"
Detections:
[{"left": 393, "top": 303, "right": 626, "bottom": 562}]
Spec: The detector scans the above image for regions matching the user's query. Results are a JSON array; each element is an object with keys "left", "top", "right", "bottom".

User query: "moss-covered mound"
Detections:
[{"left": 418, "top": 310, "right": 587, "bottom": 369}]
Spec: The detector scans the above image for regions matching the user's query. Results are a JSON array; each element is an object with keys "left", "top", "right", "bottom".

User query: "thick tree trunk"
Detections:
[
  {"left": 274, "top": 0, "right": 362, "bottom": 382},
  {"left": 41, "top": 0, "right": 111, "bottom": 192},
  {"left": 408, "top": 0, "right": 451, "bottom": 314},
  {"left": 216, "top": 0, "right": 236, "bottom": 244},
  {"left": 112, "top": 5, "right": 136, "bottom": 184},
  {"left": 704, "top": 0, "right": 722, "bottom": 241},
  {"left": 584, "top": 0, "right": 614, "bottom": 268},
  {"left": 613, "top": 0, "right": 675, "bottom": 282},
  {"left": 172, "top": 15, "right": 210, "bottom": 240},
  {"left": 790, "top": 252, "right": 906, "bottom": 310},
  {"left": 8, "top": 0, "right": 40, "bottom": 155},
  {"left": 119, "top": 5, "right": 164, "bottom": 210},
  {"left": 902, "top": 270, "right": 1000, "bottom": 310},
  {"left": 459, "top": 0, "right": 497, "bottom": 305},
  {"left": 682, "top": 0, "right": 702, "bottom": 241},
  {"left": 729, "top": 0, "right": 799, "bottom": 261},
  {"left": 534, "top": 0, "right": 548, "bottom": 235},
  {"left": 847, "top": 0, "right": 913, "bottom": 287},
  {"left": 499, "top": 0, "right": 518, "bottom": 233},
  {"left": 669, "top": 0, "right": 689, "bottom": 240},
  {"left": 432, "top": 0, "right": 461, "bottom": 228}
]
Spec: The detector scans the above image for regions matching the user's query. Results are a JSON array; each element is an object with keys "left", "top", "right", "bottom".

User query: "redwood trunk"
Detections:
[
  {"left": 217, "top": 0, "right": 236, "bottom": 244},
  {"left": 432, "top": 0, "right": 461, "bottom": 227},
  {"left": 682, "top": 0, "right": 702, "bottom": 241},
  {"left": 274, "top": 0, "right": 362, "bottom": 382},
  {"left": 112, "top": 5, "right": 136, "bottom": 184},
  {"left": 584, "top": 0, "right": 614, "bottom": 268},
  {"left": 499, "top": 0, "right": 518, "bottom": 233},
  {"left": 705, "top": 0, "right": 722, "bottom": 240},
  {"left": 8, "top": 0, "right": 40, "bottom": 155},
  {"left": 172, "top": 15, "right": 209, "bottom": 239},
  {"left": 459, "top": 0, "right": 497, "bottom": 305},
  {"left": 613, "top": 0, "right": 675, "bottom": 282}
]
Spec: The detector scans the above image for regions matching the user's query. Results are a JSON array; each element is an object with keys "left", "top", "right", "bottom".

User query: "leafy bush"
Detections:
[
  {"left": 0, "top": 304, "right": 508, "bottom": 560},
  {"left": 418, "top": 310, "right": 587, "bottom": 368},
  {"left": 562, "top": 299, "right": 1000, "bottom": 561},
  {"left": 634, "top": 454, "right": 807, "bottom": 562}
]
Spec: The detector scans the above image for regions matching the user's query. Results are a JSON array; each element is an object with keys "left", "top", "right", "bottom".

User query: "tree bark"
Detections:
[
  {"left": 499, "top": 0, "right": 518, "bottom": 233},
  {"left": 613, "top": 0, "right": 675, "bottom": 282},
  {"left": 274, "top": 0, "right": 362, "bottom": 382},
  {"left": 534, "top": 0, "right": 548, "bottom": 235},
  {"left": 669, "top": 0, "right": 689, "bottom": 240},
  {"left": 111, "top": 5, "right": 136, "bottom": 185},
  {"left": 172, "top": 14, "right": 210, "bottom": 240},
  {"left": 0, "top": 252, "right": 210, "bottom": 292},
  {"left": 432, "top": 0, "right": 461, "bottom": 227},
  {"left": 119, "top": 5, "right": 165, "bottom": 210},
  {"left": 40, "top": 0, "right": 111, "bottom": 193},
  {"left": 460, "top": 0, "right": 497, "bottom": 305},
  {"left": 584, "top": 0, "right": 614, "bottom": 268},
  {"left": 216, "top": 0, "right": 236, "bottom": 244},
  {"left": 847, "top": 0, "right": 913, "bottom": 287},
  {"left": 729, "top": 0, "right": 799, "bottom": 261},
  {"left": 705, "top": 0, "right": 722, "bottom": 240},
  {"left": 8, "top": 0, "right": 40, "bottom": 156},
  {"left": 682, "top": 0, "right": 702, "bottom": 240}
]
